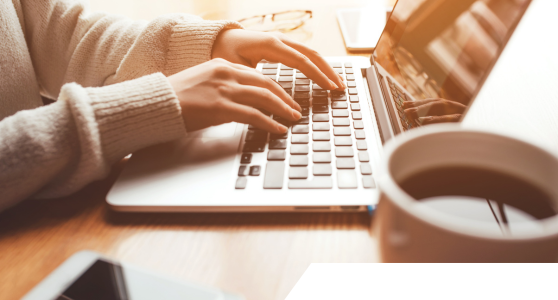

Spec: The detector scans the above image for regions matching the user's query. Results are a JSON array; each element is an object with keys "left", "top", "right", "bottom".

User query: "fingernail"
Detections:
[
  {"left": 329, "top": 80, "right": 338, "bottom": 90},
  {"left": 292, "top": 109, "right": 301, "bottom": 120},
  {"left": 278, "top": 124, "right": 288, "bottom": 133}
]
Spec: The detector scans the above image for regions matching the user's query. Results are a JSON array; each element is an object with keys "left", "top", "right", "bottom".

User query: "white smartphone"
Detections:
[
  {"left": 336, "top": 6, "right": 387, "bottom": 51},
  {"left": 23, "top": 251, "right": 245, "bottom": 300}
]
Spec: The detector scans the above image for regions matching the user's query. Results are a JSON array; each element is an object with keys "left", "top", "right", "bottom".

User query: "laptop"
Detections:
[{"left": 107, "top": 0, "right": 532, "bottom": 212}]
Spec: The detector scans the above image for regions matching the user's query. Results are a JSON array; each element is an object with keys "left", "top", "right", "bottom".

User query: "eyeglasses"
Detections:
[{"left": 238, "top": 10, "right": 312, "bottom": 32}]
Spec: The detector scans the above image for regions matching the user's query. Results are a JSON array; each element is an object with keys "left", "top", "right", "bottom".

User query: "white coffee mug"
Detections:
[{"left": 375, "top": 124, "right": 558, "bottom": 262}]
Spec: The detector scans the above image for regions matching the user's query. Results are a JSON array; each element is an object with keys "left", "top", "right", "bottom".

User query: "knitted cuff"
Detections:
[
  {"left": 85, "top": 73, "right": 186, "bottom": 162},
  {"left": 165, "top": 20, "right": 243, "bottom": 75}
]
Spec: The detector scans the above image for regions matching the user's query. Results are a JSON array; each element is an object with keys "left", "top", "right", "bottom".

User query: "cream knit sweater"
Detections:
[{"left": 0, "top": 0, "right": 241, "bottom": 211}]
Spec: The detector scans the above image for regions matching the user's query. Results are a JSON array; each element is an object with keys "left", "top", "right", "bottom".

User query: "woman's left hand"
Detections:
[{"left": 211, "top": 29, "right": 345, "bottom": 91}]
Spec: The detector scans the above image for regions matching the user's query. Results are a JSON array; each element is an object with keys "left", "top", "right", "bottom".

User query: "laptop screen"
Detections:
[{"left": 373, "top": 0, "right": 531, "bottom": 124}]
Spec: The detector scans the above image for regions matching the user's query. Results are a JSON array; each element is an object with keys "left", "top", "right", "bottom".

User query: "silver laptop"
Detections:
[{"left": 107, "top": 0, "right": 532, "bottom": 212}]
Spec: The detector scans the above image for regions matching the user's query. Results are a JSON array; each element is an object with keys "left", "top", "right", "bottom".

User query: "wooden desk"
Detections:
[{"left": 0, "top": 1, "right": 384, "bottom": 299}]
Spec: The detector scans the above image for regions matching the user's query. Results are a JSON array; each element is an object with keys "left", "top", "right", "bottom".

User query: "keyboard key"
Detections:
[
  {"left": 280, "top": 70, "right": 293, "bottom": 76},
  {"left": 337, "top": 158, "right": 355, "bottom": 169},
  {"left": 289, "top": 167, "right": 308, "bottom": 179},
  {"left": 292, "top": 125, "right": 309, "bottom": 134},
  {"left": 296, "top": 116, "right": 309, "bottom": 124},
  {"left": 347, "top": 81, "right": 357, "bottom": 88},
  {"left": 292, "top": 134, "right": 309, "bottom": 144},
  {"left": 331, "top": 95, "right": 347, "bottom": 101},
  {"left": 288, "top": 177, "right": 333, "bottom": 189},
  {"left": 264, "top": 161, "right": 285, "bottom": 189},
  {"left": 331, "top": 90, "right": 345, "bottom": 96},
  {"left": 335, "top": 147, "right": 354, "bottom": 157},
  {"left": 238, "top": 165, "right": 248, "bottom": 176},
  {"left": 283, "top": 88, "right": 292, "bottom": 95},
  {"left": 265, "top": 75, "right": 277, "bottom": 80},
  {"left": 262, "top": 69, "right": 277, "bottom": 75},
  {"left": 295, "top": 79, "right": 310, "bottom": 85},
  {"left": 362, "top": 176, "right": 376, "bottom": 188},
  {"left": 358, "top": 151, "right": 370, "bottom": 162},
  {"left": 312, "top": 90, "right": 328, "bottom": 98},
  {"left": 349, "top": 95, "right": 359, "bottom": 103},
  {"left": 348, "top": 88, "right": 358, "bottom": 95},
  {"left": 345, "top": 68, "right": 354, "bottom": 74},
  {"left": 295, "top": 85, "right": 310, "bottom": 92},
  {"left": 332, "top": 102, "right": 348, "bottom": 109},
  {"left": 333, "top": 127, "right": 351, "bottom": 136},
  {"left": 328, "top": 62, "right": 342, "bottom": 68},
  {"left": 353, "top": 120, "right": 364, "bottom": 129},
  {"left": 313, "top": 164, "right": 332, "bottom": 176},
  {"left": 312, "top": 123, "right": 330, "bottom": 131},
  {"left": 296, "top": 73, "right": 308, "bottom": 79},
  {"left": 294, "top": 92, "right": 310, "bottom": 99},
  {"left": 344, "top": 62, "right": 353, "bottom": 68},
  {"left": 332, "top": 118, "right": 350, "bottom": 126},
  {"left": 332, "top": 110, "right": 349, "bottom": 117},
  {"left": 312, "top": 114, "right": 329, "bottom": 122},
  {"left": 352, "top": 112, "right": 362, "bottom": 120},
  {"left": 263, "top": 63, "right": 278, "bottom": 69},
  {"left": 346, "top": 74, "right": 355, "bottom": 81},
  {"left": 301, "top": 107, "right": 309, "bottom": 115},
  {"left": 313, "top": 152, "right": 331, "bottom": 163},
  {"left": 334, "top": 137, "right": 352, "bottom": 146},
  {"left": 291, "top": 144, "right": 309, "bottom": 155},
  {"left": 297, "top": 99, "right": 310, "bottom": 107},
  {"left": 313, "top": 142, "right": 331, "bottom": 152},
  {"left": 337, "top": 170, "right": 358, "bottom": 188},
  {"left": 355, "top": 130, "right": 365, "bottom": 139},
  {"left": 281, "top": 65, "right": 293, "bottom": 70},
  {"left": 241, "top": 153, "right": 252, "bottom": 164},
  {"left": 245, "top": 130, "right": 268, "bottom": 142},
  {"left": 313, "top": 97, "right": 328, "bottom": 105},
  {"left": 312, "top": 84, "right": 324, "bottom": 90},
  {"left": 235, "top": 177, "right": 247, "bottom": 189},
  {"left": 278, "top": 76, "right": 292, "bottom": 82},
  {"left": 250, "top": 165, "right": 261, "bottom": 176},
  {"left": 360, "top": 163, "right": 372, "bottom": 175},
  {"left": 290, "top": 155, "right": 309, "bottom": 166},
  {"left": 243, "top": 142, "right": 265, "bottom": 152},
  {"left": 351, "top": 103, "right": 361, "bottom": 111},
  {"left": 271, "top": 132, "right": 288, "bottom": 139},
  {"left": 333, "top": 68, "right": 343, "bottom": 74},
  {"left": 356, "top": 140, "right": 368, "bottom": 150},
  {"left": 269, "top": 139, "right": 287, "bottom": 149},
  {"left": 312, "top": 105, "right": 328, "bottom": 113},
  {"left": 268, "top": 150, "right": 286, "bottom": 160},
  {"left": 313, "top": 132, "right": 330, "bottom": 141}
]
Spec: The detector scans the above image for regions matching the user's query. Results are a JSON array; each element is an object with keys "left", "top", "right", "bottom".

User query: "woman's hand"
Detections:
[
  {"left": 168, "top": 58, "right": 302, "bottom": 134},
  {"left": 211, "top": 29, "right": 345, "bottom": 91},
  {"left": 403, "top": 98, "right": 466, "bottom": 125}
]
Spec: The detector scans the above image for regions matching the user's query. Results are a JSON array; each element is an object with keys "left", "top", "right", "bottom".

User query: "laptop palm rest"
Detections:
[{"left": 107, "top": 123, "right": 243, "bottom": 208}]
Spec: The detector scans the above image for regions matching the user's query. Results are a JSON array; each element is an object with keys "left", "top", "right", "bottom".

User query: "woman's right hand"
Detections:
[{"left": 168, "top": 58, "right": 302, "bottom": 134}]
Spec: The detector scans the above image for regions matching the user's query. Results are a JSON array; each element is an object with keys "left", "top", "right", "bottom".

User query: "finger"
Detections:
[
  {"left": 259, "top": 38, "right": 339, "bottom": 91},
  {"left": 232, "top": 85, "right": 301, "bottom": 121},
  {"left": 419, "top": 114, "right": 462, "bottom": 125},
  {"left": 402, "top": 99, "right": 441, "bottom": 109},
  {"left": 229, "top": 68, "right": 302, "bottom": 112},
  {"left": 219, "top": 101, "right": 287, "bottom": 134},
  {"left": 276, "top": 34, "right": 346, "bottom": 90}
]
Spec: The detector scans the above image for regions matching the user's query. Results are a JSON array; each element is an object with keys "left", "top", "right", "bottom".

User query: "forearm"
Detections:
[{"left": 0, "top": 73, "right": 185, "bottom": 210}]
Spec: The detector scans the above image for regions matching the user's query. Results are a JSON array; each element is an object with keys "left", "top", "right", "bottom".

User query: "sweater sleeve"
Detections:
[
  {"left": 20, "top": 0, "right": 242, "bottom": 98},
  {"left": 0, "top": 73, "right": 186, "bottom": 210}
]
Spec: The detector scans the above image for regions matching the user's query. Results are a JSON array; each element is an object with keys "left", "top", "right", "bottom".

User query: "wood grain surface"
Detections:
[{"left": 1, "top": 1, "right": 384, "bottom": 299}]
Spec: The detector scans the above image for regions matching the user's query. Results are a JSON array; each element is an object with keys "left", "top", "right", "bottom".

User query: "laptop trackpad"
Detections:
[{"left": 107, "top": 123, "right": 243, "bottom": 205}]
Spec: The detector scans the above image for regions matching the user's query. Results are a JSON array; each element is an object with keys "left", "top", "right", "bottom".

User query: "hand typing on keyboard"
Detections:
[
  {"left": 402, "top": 98, "right": 466, "bottom": 125},
  {"left": 167, "top": 29, "right": 345, "bottom": 135}
]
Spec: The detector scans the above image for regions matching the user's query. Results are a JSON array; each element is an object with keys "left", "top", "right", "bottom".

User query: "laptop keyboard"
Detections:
[
  {"left": 235, "top": 62, "right": 375, "bottom": 190},
  {"left": 386, "top": 77, "right": 418, "bottom": 131}
]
